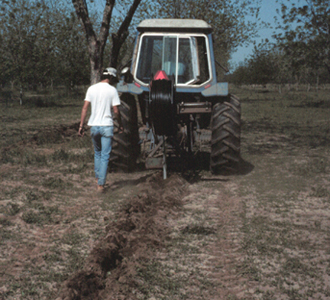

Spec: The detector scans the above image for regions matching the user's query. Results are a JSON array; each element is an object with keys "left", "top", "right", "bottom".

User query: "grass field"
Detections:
[
  {"left": 0, "top": 85, "right": 330, "bottom": 299},
  {"left": 231, "top": 86, "right": 330, "bottom": 299}
]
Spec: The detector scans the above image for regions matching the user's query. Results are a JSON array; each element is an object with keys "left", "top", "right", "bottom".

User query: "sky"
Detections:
[{"left": 229, "top": 0, "right": 288, "bottom": 67}]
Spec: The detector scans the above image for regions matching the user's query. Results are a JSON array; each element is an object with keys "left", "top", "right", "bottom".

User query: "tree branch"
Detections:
[
  {"left": 99, "top": 0, "right": 116, "bottom": 50},
  {"left": 71, "top": 0, "right": 96, "bottom": 45},
  {"left": 110, "top": 0, "right": 142, "bottom": 67},
  {"left": 116, "top": 0, "right": 142, "bottom": 39}
]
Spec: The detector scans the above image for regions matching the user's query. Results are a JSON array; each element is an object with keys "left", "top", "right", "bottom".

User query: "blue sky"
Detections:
[{"left": 229, "top": 0, "right": 302, "bottom": 67}]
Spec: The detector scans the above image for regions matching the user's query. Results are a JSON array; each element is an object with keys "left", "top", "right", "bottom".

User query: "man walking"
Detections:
[{"left": 78, "top": 67, "right": 123, "bottom": 192}]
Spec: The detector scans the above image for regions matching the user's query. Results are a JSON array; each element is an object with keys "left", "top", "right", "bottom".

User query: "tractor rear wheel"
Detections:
[
  {"left": 210, "top": 94, "right": 241, "bottom": 174},
  {"left": 110, "top": 94, "right": 140, "bottom": 172}
]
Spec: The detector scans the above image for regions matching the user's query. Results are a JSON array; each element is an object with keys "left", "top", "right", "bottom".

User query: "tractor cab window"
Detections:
[
  {"left": 135, "top": 34, "right": 211, "bottom": 86},
  {"left": 162, "top": 36, "right": 177, "bottom": 78}
]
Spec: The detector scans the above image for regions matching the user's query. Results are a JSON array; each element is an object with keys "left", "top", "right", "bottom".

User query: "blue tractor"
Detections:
[{"left": 111, "top": 19, "right": 241, "bottom": 178}]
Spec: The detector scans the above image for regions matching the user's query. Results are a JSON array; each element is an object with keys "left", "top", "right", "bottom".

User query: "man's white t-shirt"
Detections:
[{"left": 85, "top": 82, "right": 121, "bottom": 126}]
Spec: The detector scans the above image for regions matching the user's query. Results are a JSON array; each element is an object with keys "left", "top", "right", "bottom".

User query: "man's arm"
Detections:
[
  {"left": 113, "top": 105, "right": 124, "bottom": 133},
  {"left": 78, "top": 101, "right": 90, "bottom": 136}
]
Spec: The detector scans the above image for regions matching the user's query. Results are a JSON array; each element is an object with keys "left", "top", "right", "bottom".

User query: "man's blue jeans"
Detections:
[{"left": 90, "top": 126, "right": 114, "bottom": 186}]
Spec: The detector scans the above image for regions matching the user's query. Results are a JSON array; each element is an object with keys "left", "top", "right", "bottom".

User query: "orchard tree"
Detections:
[
  {"left": 0, "top": 0, "right": 48, "bottom": 90},
  {"left": 109, "top": 0, "right": 144, "bottom": 67},
  {"left": 276, "top": 0, "right": 330, "bottom": 75},
  {"left": 71, "top": 0, "right": 142, "bottom": 84},
  {"left": 248, "top": 46, "right": 276, "bottom": 86},
  {"left": 0, "top": 0, "right": 91, "bottom": 91},
  {"left": 227, "top": 61, "right": 250, "bottom": 86},
  {"left": 52, "top": 11, "right": 90, "bottom": 88}
]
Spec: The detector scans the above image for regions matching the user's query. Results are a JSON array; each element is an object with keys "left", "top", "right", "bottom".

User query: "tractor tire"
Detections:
[
  {"left": 110, "top": 94, "right": 140, "bottom": 172},
  {"left": 210, "top": 94, "right": 241, "bottom": 174}
]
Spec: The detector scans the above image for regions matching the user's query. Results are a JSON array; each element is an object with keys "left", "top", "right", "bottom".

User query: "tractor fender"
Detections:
[
  {"left": 117, "top": 81, "right": 144, "bottom": 95},
  {"left": 202, "top": 82, "right": 228, "bottom": 97}
]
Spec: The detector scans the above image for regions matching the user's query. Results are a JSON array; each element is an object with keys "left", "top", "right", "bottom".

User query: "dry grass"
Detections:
[
  {"left": 1, "top": 86, "right": 330, "bottom": 299},
  {"left": 231, "top": 86, "right": 330, "bottom": 299}
]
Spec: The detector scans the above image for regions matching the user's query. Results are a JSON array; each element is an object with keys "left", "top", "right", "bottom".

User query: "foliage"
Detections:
[
  {"left": 51, "top": 10, "right": 90, "bottom": 87},
  {"left": 230, "top": 39, "right": 330, "bottom": 88},
  {"left": 0, "top": 0, "right": 90, "bottom": 90},
  {"left": 0, "top": 0, "right": 47, "bottom": 87},
  {"left": 228, "top": 44, "right": 281, "bottom": 86},
  {"left": 275, "top": 0, "right": 330, "bottom": 78},
  {"left": 277, "top": 0, "right": 329, "bottom": 66}
]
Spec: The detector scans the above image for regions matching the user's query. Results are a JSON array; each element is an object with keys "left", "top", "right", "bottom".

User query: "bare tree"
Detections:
[
  {"left": 72, "top": 0, "right": 141, "bottom": 84},
  {"left": 110, "top": 0, "right": 142, "bottom": 68}
]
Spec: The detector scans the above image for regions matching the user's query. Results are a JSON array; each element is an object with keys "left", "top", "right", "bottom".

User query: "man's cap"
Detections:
[{"left": 103, "top": 67, "right": 117, "bottom": 77}]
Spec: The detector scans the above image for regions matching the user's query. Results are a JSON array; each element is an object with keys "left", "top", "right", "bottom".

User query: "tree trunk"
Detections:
[
  {"left": 109, "top": 0, "right": 142, "bottom": 68},
  {"left": 110, "top": 32, "right": 129, "bottom": 68},
  {"left": 89, "top": 42, "right": 103, "bottom": 84},
  {"left": 72, "top": 0, "right": 115, "bottom": 85},
  {"left": 72, "top": 0, "right": 142, "bottom": 85}
]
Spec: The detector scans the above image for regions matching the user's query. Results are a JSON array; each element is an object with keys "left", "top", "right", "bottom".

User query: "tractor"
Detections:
[{"left": 111, "top": 19, "right": 241, "bottom": 178}]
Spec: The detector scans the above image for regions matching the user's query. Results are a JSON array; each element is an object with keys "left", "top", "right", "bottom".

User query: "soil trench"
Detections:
[{"left": 55, "top": 173, "right": 251, "bottom": 300}]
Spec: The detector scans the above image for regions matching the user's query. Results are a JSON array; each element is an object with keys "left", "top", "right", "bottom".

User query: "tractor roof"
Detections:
[{"left": 137, "top": 19, "right": 213, "bottom": 34}]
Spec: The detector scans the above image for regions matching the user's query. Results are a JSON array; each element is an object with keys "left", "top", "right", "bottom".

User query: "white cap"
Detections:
[{"left": 103, "top": 67, "right": 117, "bottom": 77}]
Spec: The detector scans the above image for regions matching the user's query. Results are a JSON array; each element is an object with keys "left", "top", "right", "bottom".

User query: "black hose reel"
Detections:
[{"left": 149, "top": 78, "right": 176, "bottom": 137}]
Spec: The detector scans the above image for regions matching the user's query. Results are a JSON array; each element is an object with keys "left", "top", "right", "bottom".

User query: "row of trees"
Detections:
[
  {"left": 0, "top": 0, "right": 261, "bottom": 90},
  {"left": 0, "top": 0, "right": 91, "bottom": 89},
  {"left": 229, "top": 0, "right": 330, "bottom": 89}
]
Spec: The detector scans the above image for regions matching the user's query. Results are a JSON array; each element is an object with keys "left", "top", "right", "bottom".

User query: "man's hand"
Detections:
[
  {"left": 113, "top": 105, "right": 124, "bottom": 134},
  {"left": 78, "top": 127, "right": 84, "bottom": 137},
  {"left": 78, "top": 101, "right": 90, "bottom": 137}
]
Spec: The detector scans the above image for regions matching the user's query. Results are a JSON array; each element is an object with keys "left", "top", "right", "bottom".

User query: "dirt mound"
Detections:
[{"left": 56, "top": 173, "right": 187, "bottom": 300}]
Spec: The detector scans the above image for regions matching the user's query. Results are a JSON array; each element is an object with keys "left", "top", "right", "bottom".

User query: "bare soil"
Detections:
[{"left": 55, "top": 173, "right": 254, "bottom": 300}]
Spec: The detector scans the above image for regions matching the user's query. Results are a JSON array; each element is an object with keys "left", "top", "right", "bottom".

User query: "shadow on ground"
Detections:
[{"left": 158, "top": 152, "right": 254, "bottom": 184}]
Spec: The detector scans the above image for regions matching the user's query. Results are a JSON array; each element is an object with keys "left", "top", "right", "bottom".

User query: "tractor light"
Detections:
[{"left": 153, "top": 70, "right": 169, "bottom": 81}]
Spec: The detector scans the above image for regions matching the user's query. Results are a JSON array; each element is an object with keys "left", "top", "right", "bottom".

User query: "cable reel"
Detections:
[
  {"left": 149, "top": 72, "right": 176, "bottom": 137},
  {"left": 146, "top": 71, "right": 177, "bottom": 179}
]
